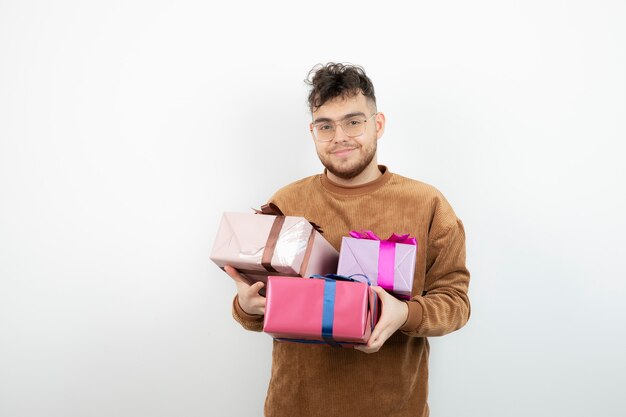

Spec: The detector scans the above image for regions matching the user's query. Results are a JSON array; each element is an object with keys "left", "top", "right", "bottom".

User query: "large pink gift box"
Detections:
[
  {"left": 337, "top": 231, "right": 417, "bottom": 300},
  {"left": 263, "top": 275, "right": 379, "bottom": 346},
  {"left": 210, "top": 208, "right": 338, "bottom": 286}
]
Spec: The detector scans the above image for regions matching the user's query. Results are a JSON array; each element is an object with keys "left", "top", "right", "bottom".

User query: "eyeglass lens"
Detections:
[{"left": 312, "top": 117, "right": 368, "bottom": 142}]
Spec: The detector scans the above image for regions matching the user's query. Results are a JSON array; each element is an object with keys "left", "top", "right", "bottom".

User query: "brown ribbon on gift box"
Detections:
[
  {"left": 253, "top": 203, "right": 323, "bottom": 233},
  {"left": 248, "top": 203, "right": 320, "bottom": 276}
]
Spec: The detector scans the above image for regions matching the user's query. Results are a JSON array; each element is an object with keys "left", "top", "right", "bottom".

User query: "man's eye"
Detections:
[
  {"left": 318, "top": 124, "right": 333, "bottom": 131},
  {"left": 347, "top": 119, "right": 362, "bottom": 126}
]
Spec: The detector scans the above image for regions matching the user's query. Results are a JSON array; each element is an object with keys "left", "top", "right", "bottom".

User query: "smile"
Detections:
[{"left": 331, "top": 147, "right": 356, "bottom": 156}]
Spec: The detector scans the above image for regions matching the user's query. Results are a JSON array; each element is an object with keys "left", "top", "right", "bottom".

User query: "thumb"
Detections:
[
  {"left": 250, "top": 281, "right": 265, "bottom": 294},
  {"left": 371, "top": 285, "right": 387, "bottom": 298}
]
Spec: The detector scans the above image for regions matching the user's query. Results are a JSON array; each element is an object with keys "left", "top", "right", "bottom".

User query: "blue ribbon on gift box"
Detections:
[{"left": 321, "top": 278, "right": 340, "bottom": 347}]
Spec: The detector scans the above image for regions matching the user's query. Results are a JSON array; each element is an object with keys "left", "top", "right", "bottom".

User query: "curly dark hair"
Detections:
[{"left": 305, "top": 63, "right": 376, "bottom": 112}]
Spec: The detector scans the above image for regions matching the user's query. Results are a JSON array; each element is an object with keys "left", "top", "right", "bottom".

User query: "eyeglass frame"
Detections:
[{"left": 309, "top": 112, "right": 380, "bottom": 142}]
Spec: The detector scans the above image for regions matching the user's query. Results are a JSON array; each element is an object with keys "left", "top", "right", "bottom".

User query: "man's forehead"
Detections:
[{"left": 312, "top": 93, "right": 371, "bottom": 119}]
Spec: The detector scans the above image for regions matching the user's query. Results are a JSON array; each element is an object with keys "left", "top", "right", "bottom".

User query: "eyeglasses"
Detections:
[{"left": 310, "top": 113, "right": 378, "bottom": 142}]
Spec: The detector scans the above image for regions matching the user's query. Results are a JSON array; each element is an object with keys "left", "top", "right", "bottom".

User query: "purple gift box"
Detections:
[{"left": 337, "top": 230, "right": 417, "bottom": 299}]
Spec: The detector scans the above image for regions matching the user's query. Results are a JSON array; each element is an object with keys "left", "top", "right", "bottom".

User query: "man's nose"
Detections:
[{"left": 333, "top": 124, "right": 350, "bottom": 142}]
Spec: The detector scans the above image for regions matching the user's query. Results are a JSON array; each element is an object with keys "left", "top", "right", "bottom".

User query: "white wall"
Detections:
[{"left": 1, "top": 1, "right": 625, "bottom": 416}]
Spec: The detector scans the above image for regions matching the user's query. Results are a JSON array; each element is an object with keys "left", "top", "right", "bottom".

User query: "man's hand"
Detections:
[
  {"left": 224, "top": 265, "right": 266, "bottom": 316},
  {"left": 355, "top": 286, "right": 409, "bottom": 354}
]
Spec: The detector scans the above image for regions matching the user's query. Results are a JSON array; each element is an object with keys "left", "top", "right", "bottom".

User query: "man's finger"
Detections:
[
  {"left": 355, "top": 344, "right": 379, "bottom": 354},
  {"left": 224, "top": 265, "right": 249, "bottom": 285},
  {"left": 249, "top": 281, "right": 265, "bottom": 295},
  {"left": 368, "top": 312, "right": 388, "bottom": 346},
  {"left": 371, "top": 285, "right": 385, "bottom": 296},
  {"left": 371, "top": 285, "right": 389, "bottom": 302},
  {"left": 365, "top": 325, "right": 384, "bottom": 349},
  {"left": 368, "top": 327, "right": 381, "bottom": 347}
]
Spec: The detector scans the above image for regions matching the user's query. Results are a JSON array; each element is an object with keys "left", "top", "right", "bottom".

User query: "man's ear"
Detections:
[{"left": 375, "top": 112, "right": 386, "bottom": 140}]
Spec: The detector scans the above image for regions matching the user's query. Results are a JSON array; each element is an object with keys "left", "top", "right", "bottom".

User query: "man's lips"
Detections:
[{"left": 331, "top": 147, "right": 356, "bottom": 156}]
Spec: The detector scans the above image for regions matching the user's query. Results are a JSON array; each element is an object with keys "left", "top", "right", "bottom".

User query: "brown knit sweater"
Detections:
[{"left": 232, "top": 166, "right": 470, "bottom": 417}]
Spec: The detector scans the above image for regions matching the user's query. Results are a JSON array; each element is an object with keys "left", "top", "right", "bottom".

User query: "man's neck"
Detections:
[{"left": 326, "top": 161, "right": 382, "bottom": 187}]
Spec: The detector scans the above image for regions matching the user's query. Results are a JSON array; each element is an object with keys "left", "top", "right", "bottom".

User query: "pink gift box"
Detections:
[
  {"left": 337, "top": 231, "right": 417, "bottom": 299},
  {"left": 263, "top": 276, "right": 379, "bottom": 346},
  {"left": 210, "top": 211, "right": 339, "bottom": 287}
]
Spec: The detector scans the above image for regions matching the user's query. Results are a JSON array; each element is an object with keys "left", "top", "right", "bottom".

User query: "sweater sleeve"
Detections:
[
  {"left": 400, "top": 218, "right": 471, "bottom": 337},
  {"left": 231, "top": 295, "right": 265, "bottom": 332}
]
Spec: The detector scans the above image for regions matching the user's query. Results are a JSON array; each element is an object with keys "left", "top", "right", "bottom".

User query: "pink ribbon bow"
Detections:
[
  {"left": 349, "top": 230, "right": 417, "bottom": 292},
  {"left": 349, "top": 230, "right": 417, "bottom": 245}
]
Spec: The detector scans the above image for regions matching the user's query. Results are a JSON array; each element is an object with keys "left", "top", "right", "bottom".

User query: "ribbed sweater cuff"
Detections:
[
  {"left": 233, "top": 295, "right": 264, "bottom": 323},
  {"left": 400, "top": 300, "right": 423, "bottom": 332}
]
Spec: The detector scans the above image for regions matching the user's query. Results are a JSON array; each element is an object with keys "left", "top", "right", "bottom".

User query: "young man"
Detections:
[{"left": 225, "top": 63, "right": 470, "bottom": 417}]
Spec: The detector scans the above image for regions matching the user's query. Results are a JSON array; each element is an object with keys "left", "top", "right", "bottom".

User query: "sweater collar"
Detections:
[{"left": 320, "top": 165, "right": 392, "bottom": 196}]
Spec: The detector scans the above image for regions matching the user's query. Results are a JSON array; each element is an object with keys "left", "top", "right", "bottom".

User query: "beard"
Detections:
[{"left": 317, "top": 138, "right": 378, "bottom": 180}]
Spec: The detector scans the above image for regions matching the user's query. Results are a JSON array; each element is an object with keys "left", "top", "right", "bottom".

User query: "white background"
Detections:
[{"left": 1, "top": 1, "right": 625, "bottom": 416}]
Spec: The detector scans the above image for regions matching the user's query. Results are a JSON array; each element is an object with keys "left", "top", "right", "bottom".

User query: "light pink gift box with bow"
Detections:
[{"left": 210, "top": 204, "right": 339, "bottom": 288}]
